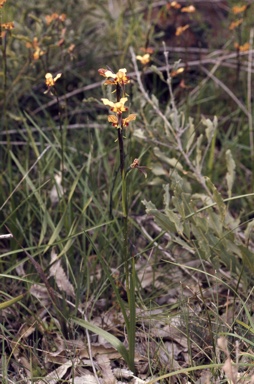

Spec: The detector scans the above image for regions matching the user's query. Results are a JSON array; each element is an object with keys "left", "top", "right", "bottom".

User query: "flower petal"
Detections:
[
  {"left": 108, "top": 115, "right": 118, "bottom": 124},
  {"left": 119, "top": 97, "right": 128, "bottom": 105},
  {"left": 104, "top": 70, "right": 117, "bottom": 78},
  {"left": 101, "top": 98, "right": 114, "bottom": 107},
  {"left": 124, "top": 114, "right": 137, "bottom": 123},
  {"left": 54, "top": 73, "right": 62, "bottom": 82}
]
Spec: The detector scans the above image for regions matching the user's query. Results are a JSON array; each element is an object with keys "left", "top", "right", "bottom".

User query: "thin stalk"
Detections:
[
  {"left": 117, "top": 127, "right": 127, "bottom": 216},
  {"left": 116, "top": 83, "right": 127, "bottom": 217},
  {"left": 115, "top": 82, "right": 135, "bottom": 372},
  {"left": 128, "top": 256, "right": 136, "bottom": 367},
  {"left": 109, "top": 165, "right": 120, "bottom": 219},
  {"left": 55, "top": 92, "right": 65, "bottom": 180}
]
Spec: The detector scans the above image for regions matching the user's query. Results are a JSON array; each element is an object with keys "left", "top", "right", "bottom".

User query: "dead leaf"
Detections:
[
  {"left": 30, "top": 283, "right": 51, "bottom": 306},
  {"left": 222, "top": 357, "right": 238, "bottom": 384},
  {"left": 50, "top": 171, "right": 64, "bottom": 204},
  {"left": 217, "top": 336, "right": 229, "bottom": 355},
  {"left": 68, "top": 376, "right": 98, "bottom": 384},
  {"left": 37, "top": 359, "right": 78, "bottom": 384},
  {"left": 96, "top": 353, "right": 116, "bottom": 384},
  {"left": 113, "top": 367, "right": 134, "bottom": 379},
  {"left": 49, "top": 248, "right": 75, "bottom": 298},
  {"left": 42, "top": 332, "right": 68, "bottom": 365}
]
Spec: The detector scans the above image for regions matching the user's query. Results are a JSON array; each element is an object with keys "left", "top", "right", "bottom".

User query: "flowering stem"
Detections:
[
  {"left": 117, "top": 127, "right": 125, "bottom": 178},
  {"left": 99, "top": 68, "right": 136, "bottom": 372},
  {"left": 44, "top": 73, "right": 64, "bottom": 180},
  {"left": 116, "top": 83, "right": 127, "bottom": 217},
  {"left": 117, "top": 128, "right": 128, "bottom": 216},
  {"left": 115, "top": 84, "right": 135, "bottom": 372}
]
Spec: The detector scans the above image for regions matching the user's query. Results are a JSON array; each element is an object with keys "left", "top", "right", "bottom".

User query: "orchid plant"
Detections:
[
  {"left": 99, "top": 67, "right": 148, "bottom": 214},
  {"left": 98, "top": 66, "right": 148, "bottom": 371}
]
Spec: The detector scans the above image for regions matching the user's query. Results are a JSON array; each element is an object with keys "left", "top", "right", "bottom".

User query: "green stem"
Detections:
[
  {"left": 128, "top": 256, "right": 136, "bottom": 369},
  {"left": 115, "top": 83, "right": 135, "bottom": 372},
  {"left": 116, "top": 84, "right": 128, "bottom": 218}
]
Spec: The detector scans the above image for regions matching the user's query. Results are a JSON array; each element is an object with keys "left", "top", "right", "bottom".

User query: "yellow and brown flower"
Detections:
[
  {"left": 136, "top": 53, "right": 150, "bottom": 65},
  {"left": 101, "top": 97, "right": 128, "bottom": 114},
  {"left": 44, "top": 73, "right": 62, "bottom": 93},
  {"left": 108, "top": 114, "right": 137, "bottom": 128},
  {"left": 98, "top": 68, "right": 130, "bottom": 85},
  {"left": 26, "top": 37, "right": 45, "bottom": 60}
]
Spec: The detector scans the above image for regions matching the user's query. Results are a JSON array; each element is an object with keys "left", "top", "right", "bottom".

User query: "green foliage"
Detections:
[
  {"left": 143, "top": 171, "right": 254, "bottom": 286},
  {"left": 72, "top": 316, "right": 132, "bottom": 368}
]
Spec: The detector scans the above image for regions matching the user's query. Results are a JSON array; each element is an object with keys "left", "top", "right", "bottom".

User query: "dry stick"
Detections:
[
  {"left": 180, "top": 48, "right": 254, "bottom": 103},
  {"left": 0, "top": 233, "right": 13, "bottom": 239},
  {"left": 200, "top": 65, "right": 251, "bottom": 118},
  {"left": 130, "top": 46, "right": 212, "bottom": 197},
  {"left": 163, "top": 44, "right": 216, "bottom": 179},
  {"left": 31, "top": 51, "right": 254, "bottom": 116},
  {"left": 180, "top": 60, "right": 222, "bottom": 107}
]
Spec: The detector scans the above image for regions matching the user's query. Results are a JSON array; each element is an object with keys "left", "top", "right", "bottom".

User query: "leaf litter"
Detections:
[{"left": 2, "top": 214, "right": 254, "bottom": 383}]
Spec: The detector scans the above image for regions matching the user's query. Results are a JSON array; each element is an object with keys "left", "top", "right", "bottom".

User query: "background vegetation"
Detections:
[{"left": 1, "top": 0, "right": 254, "bottom": 383}]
